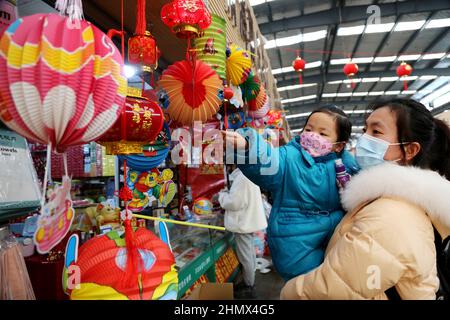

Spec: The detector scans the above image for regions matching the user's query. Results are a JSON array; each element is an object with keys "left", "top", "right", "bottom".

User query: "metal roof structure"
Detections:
[{"left": 250, "top": 0, "right": 450, "bottom": 137}]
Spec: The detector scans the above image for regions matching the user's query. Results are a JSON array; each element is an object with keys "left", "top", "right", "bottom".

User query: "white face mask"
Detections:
[{"left": 355, "top": 134, "right": 405, "bottom": 169}]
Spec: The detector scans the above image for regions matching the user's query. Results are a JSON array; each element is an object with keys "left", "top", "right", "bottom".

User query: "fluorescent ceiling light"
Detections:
[
  {"left": 337, "top": 25, "right": 365, "bottom": 36},
  {"left": 352, "top": 57, "right": 374, "bottom": 64},
  {"left": 398, "top": 54, "right": 421, "bottom": 61},
  {"left": 282, "top": 95, "right": 317, "bottom": 104},
  {"left": 336, "top": 93, "right": 352, "bottom": 97},
  {"left": 277, "top": 83, "right": 317, "bottom": 92},
  {"left": 426, "top": 18, "right": 450, "bottom": 29},
  {"left": 401, "top": 90, "right": 417, "bottom": 95},
  {"left": 374, "top": 56, "right": 397, "bottom": 62},
  {"left": 394, "top": 20, "right": 425, "bottom": 32},
  {"left": 353, "top": 92, "right": 369, "bottom": 96},
  {"left": 401, "top": 76, "right": 418, "bottom": 81},
  {"left": 322, "top": 93, "right": 337, "bottom": 97},
  {"left": 305, "top": 61, "right": 322, "bottom": 68},
  {"left": 343, "top": 78, "right": 361, "bottom": 84},
  {"left": 422, "top": 53, "right": 446, "bottom": 60},
  {"left": 381, "top": 77, "right": 399, "bottom": 82},
  {"left": 365, "top": 22, "right": 395, "bottom": 34},
  {"left": 420, "top": 75, "right": 438, "bottom": 80},
  {"left": 421, "top": 83, "right": 450, "bottom": 105},
  {"left": 347, "top": 110, "right": 370, "bottom": 114},
  {"left": 385, "top": 90, "right": 401, "bottom": 95},
  {"left": 286, "top": 112, "right": 310, "bottom": 119},
  {"left": 291, "top": 128, "right": 302, "bottom": 133},
  {"left": 330, "top": 58, "right": 351, "bottom": 65},
  {"left": 328, "top": 80, "right": 343, "bottom": 84},
  {"left": 433, "top": 91, "right": 450, "bottom": 108},
  {"left": 264, "top": 30, "right": 327, "bottom": 49},
  {"left": 362, "top": 77, "right": 380, "bottom": 83},
  {"left": 369, "top": 91, "right": 384, "bottom": 96}
]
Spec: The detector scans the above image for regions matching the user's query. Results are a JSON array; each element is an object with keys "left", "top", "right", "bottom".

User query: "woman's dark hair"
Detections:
[
  {"left": 368, "top": 97, "right": 450, "bottom": 180},
  {"left": 303, "top": 104, "right": 352, "bottom": 142}
]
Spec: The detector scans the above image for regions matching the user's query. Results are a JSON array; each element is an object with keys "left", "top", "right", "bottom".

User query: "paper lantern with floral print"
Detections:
[
  {"left": 158, "top": 59, "right": 223, "bottom": 125},
  {"left": 160, "top": 0, "right": 212, "bottom": 39},
  {"left": 248, "top": 84, "right": 267, "bottom": 111},
  {"left": 226, "top": 44, "right": 252, "bottom": 86},
  {"left": 0, "top": 13, "right": 127, "bottom": 153},
  {"left": 248, "top": 98, "right": 270, "bottom": 119}
]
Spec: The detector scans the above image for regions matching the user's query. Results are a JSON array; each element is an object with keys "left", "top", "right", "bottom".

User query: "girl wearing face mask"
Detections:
[
  {"left": 281, "top": 98, "right": 450, "bottom": 300},
  {"left": 223, "top": 105, "right": 359, "bottom": 281}
]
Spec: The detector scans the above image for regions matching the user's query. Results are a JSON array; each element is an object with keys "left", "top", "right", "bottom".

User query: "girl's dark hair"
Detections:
[
  {"left": 368, "top": 98, "right": 450, "bottom": 180},
  {"left": 304, "top": 104, "right": 352, "bottom": 142}
]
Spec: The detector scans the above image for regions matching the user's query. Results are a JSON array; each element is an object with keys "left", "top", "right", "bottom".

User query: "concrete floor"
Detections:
[{"left": 253, "top": 269, "right": 285, "bottom": 300}]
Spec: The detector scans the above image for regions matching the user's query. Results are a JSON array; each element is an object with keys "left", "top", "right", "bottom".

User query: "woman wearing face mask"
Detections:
[
  {"left": 223, "top": 105, "right": 359, "bottom": 281},
  {"left": 280, "top": 98, "right": 450, "bottom": 300}
]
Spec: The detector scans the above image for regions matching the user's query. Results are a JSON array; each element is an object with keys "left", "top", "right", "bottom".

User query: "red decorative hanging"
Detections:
[
  {"left": 128, "top": 0, "right": 161, "bottom": 72},
  {"left": 292, "top": 56, "right": 306, "bottom": 85},
  {"left": 223, "top": 86, "right": 234, "bottom": 101},
  {"left": 343, "top": 62, "right": 359, "bottom": 89},
  {"left": 396, "top": 61, "right": 413, "bottom": 90},
  {"left": 160, "top": 0, "right": 212, "bottom": 39}
]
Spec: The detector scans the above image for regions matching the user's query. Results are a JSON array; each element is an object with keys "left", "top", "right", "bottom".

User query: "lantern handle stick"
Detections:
[
  {"left": 132, "top": 214, "right": 226, "bottom": 231},
  {"left": 40, "top": 142, "right": 52, "bottom": 214},
  {"left": 63, "top": 152, "right": 68, "bottom": 177}
]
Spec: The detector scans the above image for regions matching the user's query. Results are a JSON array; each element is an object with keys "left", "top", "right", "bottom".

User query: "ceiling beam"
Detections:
[{"left": 257, "top": 0, "right": 450, "bottom": 35}]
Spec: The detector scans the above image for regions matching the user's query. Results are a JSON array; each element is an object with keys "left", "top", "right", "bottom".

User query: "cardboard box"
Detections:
[{"left": 185, "top": 283, "right": 234, "bottom": 300}]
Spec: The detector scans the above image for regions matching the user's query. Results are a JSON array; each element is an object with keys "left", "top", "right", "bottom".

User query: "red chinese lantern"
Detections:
[
  {"left": 161, "top": 0, "right": 212, "bottom": 39},
  {"left": 396, "top": 62, "right": 413, "bottom": 90},
  {"left": 97, "top": 88, "right": 165, "bottom": 155},
  {"left": 343, "top": 62, "right": 359, "bottom": 88},
  {"left": 128, "top": 0, "right": 161, "bottom": 72},
  {"left": 292, "top": 56, "right": 306, "bottom": 84},
  {"left": 223, "top": 86, "right": 234, "bottom": 101}
]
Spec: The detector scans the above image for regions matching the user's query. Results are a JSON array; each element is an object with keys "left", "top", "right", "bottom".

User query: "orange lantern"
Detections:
[
  {"left": 292, "top": 56, "right": 306, "bottom": 84},
  {"left": 343, "top": 62, "right": 359, "bottom": 88},
  {"left": 161, "top": 0, "right": 212, "bottom": 39},
  {"left": 396, "top": 62, "right": 413, "bottom": 90},
  {"left": 97, "top": 88, "right": 165, "bottom": 155},
  {"left": 128, "top": 0, "right": 161, "bottom": 72}
]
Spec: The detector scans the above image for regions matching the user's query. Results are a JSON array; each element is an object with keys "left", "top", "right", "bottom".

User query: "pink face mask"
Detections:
[{"left": 300, "top": 131, "right": 337, "bottom": 157}]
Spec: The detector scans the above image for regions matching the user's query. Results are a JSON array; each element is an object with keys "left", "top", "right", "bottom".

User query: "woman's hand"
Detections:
[{"left": 221, "top": 130, "right": 248, "bottom": 150}]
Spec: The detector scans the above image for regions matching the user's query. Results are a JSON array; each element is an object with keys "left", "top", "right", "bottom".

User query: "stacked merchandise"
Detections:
[{"left": 215, "top": 247, "right": 239, "bottom": 283}]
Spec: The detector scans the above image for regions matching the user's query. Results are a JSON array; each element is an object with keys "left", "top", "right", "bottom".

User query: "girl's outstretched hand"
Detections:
[{"left": 221, "top": 130, "right": 248, "bottom": 151}]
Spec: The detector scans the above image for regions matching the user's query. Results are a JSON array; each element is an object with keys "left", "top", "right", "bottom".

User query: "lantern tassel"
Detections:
[
  {"left": 56, "top": 0, "right": 84, "bottom": 21},
  {"left": 298, "top": 73, "right": 303, "bottom": 85},
  {"left": 135, "top": 0, "right": 146, "bottom": 36},
  {"left": 404, "top": 80, "right": 408, "bottom": 91}
]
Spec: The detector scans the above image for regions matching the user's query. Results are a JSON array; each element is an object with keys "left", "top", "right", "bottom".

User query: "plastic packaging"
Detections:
[{"left": 335, "top": 159, "right": 351, "bottom": 189}]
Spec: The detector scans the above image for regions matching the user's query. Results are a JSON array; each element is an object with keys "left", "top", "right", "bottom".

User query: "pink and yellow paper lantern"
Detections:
[{"left": 0, "top": 14, "right": 127, "bottom": 153}]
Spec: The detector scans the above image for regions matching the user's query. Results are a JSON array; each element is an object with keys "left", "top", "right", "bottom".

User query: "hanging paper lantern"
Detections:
[
  {"left": 292, "top": 56, "right": 306, "bottom": 85},
  {"left": 119, "top": 122, "right": 171, "bottom": 172},
  {"left": 161, "top": 0, "right": 212, "bottom": 39},
  {"left": 65, "top": 229, "right": 178, "bottom": 300},
  {"left": 223, "top": 86, "right": 234, "bottom": 101},
  {"left": 226, "top": 44, "right": 252, "bottom": 86},
  {"left": 396, "top": 62, "right": 413, "bottom": 91},
  {"left": 343, "top": 62, "right": 359, "bottom": 89},
  {"left": 226, "top": 111, "right": 245, "bottom": 130},
  {"left": 98, "top": 88, "right": 164, "bottom": 155},
  {"left": 193, "top": 14, "right": 226, "bottom": 80},
  {"left": 0, "top": 0, "right": 17, "bottom": 35},
  {"left": 158, "top": 59, "right": 223, "bottom": 125},
  {"left": 128, "top": 0, "right": 161, "bottom": 72},
  {"left": 0, "top": 13, "right": 127, "bottom": 153},
  {"left": 241, "top": 73, "right": 261, "bottom": 102},
  {"left": 248, "top": 84, "right": 267, "bottom": 112},
  {"left": 248, "top": 99, "right": 270, "bottom": 119}
]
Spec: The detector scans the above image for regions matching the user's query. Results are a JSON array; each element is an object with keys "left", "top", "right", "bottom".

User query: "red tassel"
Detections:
[
  {"left": 299, "top": 74, "right": 303, "bottom": 85},
  {"left": 403, "top": 80, "right": 407, "bottom": 91},
  {"left": 351, "top": 80, "right": 356, "bottom": 89},
  {"left": 135, "top": 0, "right": 146, "bottom": 35}
]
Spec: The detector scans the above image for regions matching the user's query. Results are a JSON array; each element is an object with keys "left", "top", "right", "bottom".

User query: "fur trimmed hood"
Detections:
[{"left": 341, "top": 163, "right": 450, "bottom": 238}]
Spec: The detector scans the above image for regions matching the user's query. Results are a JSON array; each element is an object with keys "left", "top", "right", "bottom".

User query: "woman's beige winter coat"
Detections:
[{"left": 281, "top": 164, "right": 450, "bottom": 300}]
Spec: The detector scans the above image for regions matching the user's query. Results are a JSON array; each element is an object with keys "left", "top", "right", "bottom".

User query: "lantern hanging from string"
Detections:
[
  {"left": 396, "top": 62, "right": 413, "bottom": 91},
  {"left": 160, "top": 0, "right": 212, "bottom": 39},
  {"left": 223, "top": 86, "right": 234, "bottom": 101},
  {"left": 292, "top": 56, "right": 306, "bottom": 85},
  {"left": 128, "top": 0, "right": 161, "bottom": 72},
  {"left": 343, "top": 62, "right": 359, "bottom": 89}
]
